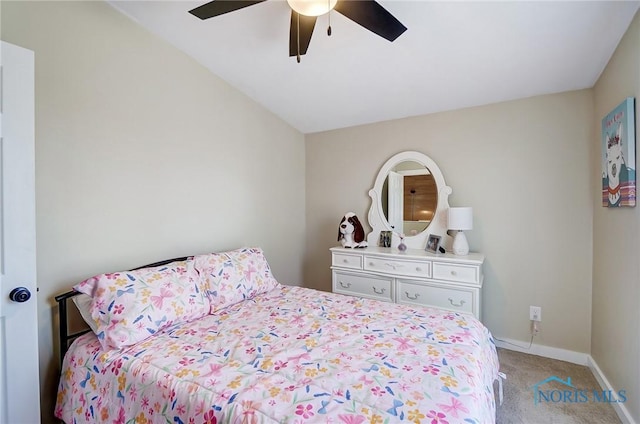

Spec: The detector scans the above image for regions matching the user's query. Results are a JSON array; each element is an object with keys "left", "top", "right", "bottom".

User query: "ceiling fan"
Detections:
[{"left": 188, "top": 0, "right": 407, "bottom": 62}]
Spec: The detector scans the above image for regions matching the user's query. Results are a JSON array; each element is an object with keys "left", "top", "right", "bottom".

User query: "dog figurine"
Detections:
[
  {"left": 338, "top": 212, "right": 368, "bottom": 248},
  {"left": 604, "top": 123, "right": 628, "bottom": 206}
]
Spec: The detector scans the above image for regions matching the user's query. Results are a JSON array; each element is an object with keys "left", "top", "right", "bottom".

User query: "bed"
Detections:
[{"left": 55, "top": 247, "right": 501, "bottom": 423}]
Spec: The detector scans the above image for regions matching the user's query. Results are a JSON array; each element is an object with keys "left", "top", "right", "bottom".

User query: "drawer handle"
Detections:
[
  {"left": 448, "top": 298, "right": 466, "bottom": 307},
  {"left": 372, "top": 287, "right": 386, "bottom": 295},
  {"left": 343, "top": 259, "right": 349, "bottom": 263},
  {"left": 415, "top": 267, "right": 422, "bottom": 272},
  {"left": 450, "top": 270, "right": 457, "bottom": 276},
  {"left": 339, "top": 281, "right": 352, "bottom": 289},
  {"left": 405, "top": 292, "right": 420, "bottom": 300}
]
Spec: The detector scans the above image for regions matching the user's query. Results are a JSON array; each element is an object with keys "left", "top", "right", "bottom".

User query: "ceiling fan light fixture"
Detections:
[{"left": 287, "top": 0, "right": 337, "bottom": 17}]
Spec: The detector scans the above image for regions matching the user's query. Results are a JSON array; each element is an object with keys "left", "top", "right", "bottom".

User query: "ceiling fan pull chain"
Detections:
[
  {"left": 296, "top": 12, "right": 301, "bottom": 63},
  {"left": 327, "top": 0, "right": 332, "bottom": 36}
]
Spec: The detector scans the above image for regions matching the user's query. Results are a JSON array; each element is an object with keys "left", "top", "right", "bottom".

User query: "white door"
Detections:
[
  {"left": 387, "top": 171, "right": 404, "bottom": 232},
  {"left": 0, "top": 41, "right": 40, "bottom": 424}
]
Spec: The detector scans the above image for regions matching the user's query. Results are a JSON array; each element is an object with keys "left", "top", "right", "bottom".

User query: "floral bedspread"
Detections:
[{"left": 56, "top": 285, "right": 500, "bottom": 423}]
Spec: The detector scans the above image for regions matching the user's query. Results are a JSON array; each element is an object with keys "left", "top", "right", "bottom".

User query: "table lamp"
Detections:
[{"left": 448, "top": 207, "right": 473, "bottom": 255}]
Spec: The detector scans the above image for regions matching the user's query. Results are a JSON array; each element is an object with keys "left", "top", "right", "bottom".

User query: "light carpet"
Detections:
[{"left": 495, "top": 348, "right": 622, "bottom": 424}]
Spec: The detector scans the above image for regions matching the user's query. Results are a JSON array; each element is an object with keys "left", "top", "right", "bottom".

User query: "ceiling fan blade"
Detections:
[
  {"left": 334, "top": 0, "right": 407, "bottom": 42},
  {"left": 289, "top": 12, "right": 317, "bottom": 57},
  {"left": 189, "top": 0, "right": 266, "bottom": 20}
]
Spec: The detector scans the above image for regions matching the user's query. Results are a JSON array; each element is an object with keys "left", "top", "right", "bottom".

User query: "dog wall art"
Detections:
[{"left": 602, "top": 97, "right": 636, "bottom": 207}]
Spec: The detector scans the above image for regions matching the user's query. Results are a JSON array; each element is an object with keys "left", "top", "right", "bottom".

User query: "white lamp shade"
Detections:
[
  {"left": 287, "top": 0, "right": 337, "bottom": 16},
  {"left": 448, "top": 207, "right": 473, "bottom": 231}
]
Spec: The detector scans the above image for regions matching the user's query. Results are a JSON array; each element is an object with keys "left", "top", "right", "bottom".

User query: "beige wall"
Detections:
[
  {"left": 1, "top": 1, "right": 305, "bottom": 422},
  {"left": 4, "top": 0, "right": 637, "bottom": 421},
  {"left": 306, "top": 91, "right": 593, "bottom": 354},
  {"left": 592, "top": 10, "right": 640, "bottom": 423}
]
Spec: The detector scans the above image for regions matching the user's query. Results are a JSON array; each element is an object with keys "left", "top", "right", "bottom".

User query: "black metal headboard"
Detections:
[{"left": 55, "top": 256, "right": 190, "bottom": 365}]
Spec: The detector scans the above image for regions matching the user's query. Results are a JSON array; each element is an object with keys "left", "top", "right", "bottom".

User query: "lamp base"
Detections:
[{"left": 452, "top": 231, "right": 469, "bottom": 255}]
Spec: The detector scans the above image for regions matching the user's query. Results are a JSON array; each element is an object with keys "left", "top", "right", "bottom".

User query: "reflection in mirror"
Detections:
[{"left": 381, "top": 161, "right": 438, "bottom": 236}]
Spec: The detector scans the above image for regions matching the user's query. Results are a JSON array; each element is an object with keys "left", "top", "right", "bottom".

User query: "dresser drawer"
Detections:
[
  {"left": 364, "top": 256, "right": 431, "bottom": 279},
  {"left": 432, "top": 262, "right": 479, "bottom": 285},
  {"left": 333, "top": 271, "right": 393, "bottom": 302},
  {"left": 397, "top": 280, "right": 475, "bottom": 315},
  {"left": 332, "top": 252, "right": 363, "bottom": 270}
]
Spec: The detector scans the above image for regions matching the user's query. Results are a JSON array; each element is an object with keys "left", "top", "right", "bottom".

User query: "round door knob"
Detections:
[{"left": 9, "top": 287, "right": 31, "bottom": 303}]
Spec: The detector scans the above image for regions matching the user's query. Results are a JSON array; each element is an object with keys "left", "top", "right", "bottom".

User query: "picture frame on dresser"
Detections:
[
  {"left": 425, "top": 234, "right": 441, "bottom": 253},
  {"left": 379, "top": 231, "right": 392, "bottom": 247}
]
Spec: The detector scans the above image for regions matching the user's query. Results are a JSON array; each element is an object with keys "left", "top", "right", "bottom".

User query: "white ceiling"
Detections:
[{"left": 110, "top": 1, "right": 640, "bottom": 134}]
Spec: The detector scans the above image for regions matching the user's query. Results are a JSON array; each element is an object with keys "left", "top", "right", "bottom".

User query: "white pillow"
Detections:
[{"left": 71, "top": 293, "right": 99, "bottom": 334}]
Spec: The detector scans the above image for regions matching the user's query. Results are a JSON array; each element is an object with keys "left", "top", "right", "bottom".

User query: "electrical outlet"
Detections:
[{"left": 530, "top": 306, "right": 542, "bottom": 322}]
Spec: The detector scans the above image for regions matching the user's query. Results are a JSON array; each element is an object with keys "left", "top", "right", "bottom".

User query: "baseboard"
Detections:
[
  {"left": 494, "top": 337, "right": 588, "bottom": 365},
  {"left": 588, "top": 355, "right": 637, "bottom": 424}
]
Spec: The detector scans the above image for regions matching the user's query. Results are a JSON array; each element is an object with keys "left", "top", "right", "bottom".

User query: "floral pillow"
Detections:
[
  {"left": 74, "top": 259, "right": 208, "bottom": 350},
  {"left": 193, "top": 247, "right": 280, "bottom": 313}
]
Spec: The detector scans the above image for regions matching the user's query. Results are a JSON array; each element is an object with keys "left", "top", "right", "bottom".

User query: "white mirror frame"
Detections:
[{"left": 367, "top": 151, "right": 452, "bottom": 250}]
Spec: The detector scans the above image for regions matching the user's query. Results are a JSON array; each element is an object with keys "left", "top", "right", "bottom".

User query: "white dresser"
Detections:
[{"left": 331, "top": 246, "right": 485, "bottom": 319}]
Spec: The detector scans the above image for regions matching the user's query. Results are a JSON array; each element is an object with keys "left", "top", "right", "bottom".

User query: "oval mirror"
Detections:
[
  {"left": 381, "top": 160, "right": 437, "bottom": 236},
  {"left": 367, "top": 151, "right": 452, "bottom": 250}
]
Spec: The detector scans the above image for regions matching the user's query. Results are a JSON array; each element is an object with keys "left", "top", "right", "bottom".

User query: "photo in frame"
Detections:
[
  {"left": 425, "top": 234, "right": 441, "bottom": 254},
  {"left": 378, "top": 231, "right": 392, "bottom": 248},
  {"left": 602, "top": 97, "right": 636, "bottom": 207}
]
